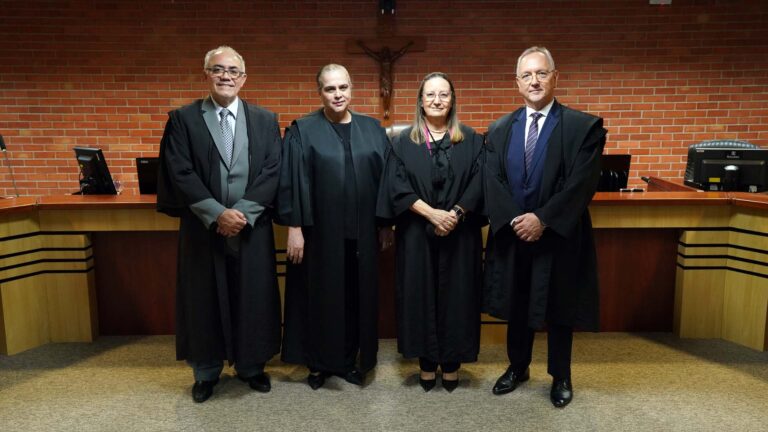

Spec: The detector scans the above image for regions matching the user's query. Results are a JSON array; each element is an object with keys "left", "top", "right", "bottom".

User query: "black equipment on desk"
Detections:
[
  {"left": 74, "top": 147, "right": 116, "bottom": 195},
  {"left": 684, "top": 141, "right": 767, "bottom": 193},
  {"left": 598, "top": 154, "right": 631, "bottom": 192}
]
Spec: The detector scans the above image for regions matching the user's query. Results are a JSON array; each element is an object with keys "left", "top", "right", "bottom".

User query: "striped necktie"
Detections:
[
  {"left": 219, "top": 108, "right": 234, "bottom": 165},
  {"left": 525, "top": 112, "right": 543, "bottom": 173}
]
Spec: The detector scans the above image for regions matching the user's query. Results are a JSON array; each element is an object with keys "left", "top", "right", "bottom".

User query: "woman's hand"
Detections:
[
  {"left": 428, "top": 209, "right": 458, "bottom": 234},
  {"left": 410, "top": 199, "right": 458, "bottom": 235}
]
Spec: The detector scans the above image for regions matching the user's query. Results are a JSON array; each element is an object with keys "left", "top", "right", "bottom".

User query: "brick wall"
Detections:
[{"left": 1, "top": 0, "right": 766, "bottom": 195}]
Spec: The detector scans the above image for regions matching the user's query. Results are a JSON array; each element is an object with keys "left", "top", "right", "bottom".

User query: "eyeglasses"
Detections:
[
  {"left": 423, "top": 91, "right": 452, "bottom": 101},
  {"left": 206, "top": 66, "right": 246, "bottom": 79},
  {"left": 516, "top": 70, "right": 555, "bottom": 84}
]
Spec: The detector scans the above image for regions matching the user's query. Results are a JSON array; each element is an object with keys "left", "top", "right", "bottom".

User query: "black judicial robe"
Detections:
[
  {"left": 157, "top": 99, "right": 282, "bottom": 364},
  {"left": 376, "top": 125, "right": 484, "bottom": 363},
  {"left": 277, "top": 109, "right": 389, "bottom": 374},
  {"left": 483, "top": 103, "right": 606, "bottom": 331}
]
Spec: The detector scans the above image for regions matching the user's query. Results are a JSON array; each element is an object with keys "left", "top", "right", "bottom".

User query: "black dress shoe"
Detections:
[
  {"left": 442, "top": 378, "right": 459, "bottom": 393},
  {"left": 550, "top": 377, "right": 573, "bottom": 408},
  {"left": 419, "top": 376, "right": 436, "bottom": 392},
  {"left": 238, "top": 372, "right": 271, "bottom": 393},
  {"left": 492, "top": 366, "right": 529, "bottom": 395},
  {"left": 191, "top": 378, "right": 219, "bottom": 403},
  {"left": 343, "top": 369, "right": 365, "bottom": 386},
  {"left": 307, "top": 371, "right": 328, "bottom": 390}
]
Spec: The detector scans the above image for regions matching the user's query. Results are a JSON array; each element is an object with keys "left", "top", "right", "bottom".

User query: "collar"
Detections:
[
  {"left": 210, "top": 97, "right": 240, "bottom": 118},
  {"left": 525, "top": 99, "right": 555, "bottom": 119}
]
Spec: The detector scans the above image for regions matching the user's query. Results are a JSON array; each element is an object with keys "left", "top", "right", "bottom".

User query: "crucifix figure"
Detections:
[{"left": 357, "top": 40, "right": 413, "bottom": 119}]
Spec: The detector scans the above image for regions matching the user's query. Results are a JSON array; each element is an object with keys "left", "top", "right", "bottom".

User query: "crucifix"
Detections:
[
  {"left": 347, "top": 8, "right": 425, "bottom": 122},
  {"left": 357, "top": 40, "right": 413, "bottom": 120}
]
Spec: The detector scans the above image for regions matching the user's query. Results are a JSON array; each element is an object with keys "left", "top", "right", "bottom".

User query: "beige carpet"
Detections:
[{"left": 1, "top": 333, "right": 767, "bottom": 432}]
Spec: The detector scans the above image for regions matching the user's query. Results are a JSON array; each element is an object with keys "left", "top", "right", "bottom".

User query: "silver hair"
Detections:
[
  {"left": 516, "top": 46, "right": 555, "bottom": 74},
  {"left": 203, "top": 46, "right": 245, "bottom": 72}
]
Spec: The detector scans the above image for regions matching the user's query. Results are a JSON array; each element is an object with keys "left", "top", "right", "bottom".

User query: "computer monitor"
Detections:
[
  {"left": 73, "top": 147, "right": 117, "bottom": 194},
  {"left": 684, "top": 147, "right": 768, "bottom": 192},
  {"left": 597, "top": 154, "right": 631, "bottom": 192},
  {"left": 135, "top": 157, "right": 159, "bottom": 194}
]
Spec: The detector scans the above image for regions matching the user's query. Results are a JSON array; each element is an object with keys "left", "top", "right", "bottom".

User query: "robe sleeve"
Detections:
[
  {"left": 235, "top": 111, "right": 282, "bottom": 226},
  {"left": 376, "top": 135, "right": 420, "bottom": 219},
  {"left": 276, "top": 123, "right": 314, "bottom": 227},
  {"left": 453, "top": 131, "right": 485, "bottom": 215},
  {"left": 484, "top": 126, "right": 524, "bottom": 234},
  {"left": 534, "top": 118, "right": 607, "bottom": 239},
  {"left": 157, "top": 109, "right": 217, "bottom": 217}
]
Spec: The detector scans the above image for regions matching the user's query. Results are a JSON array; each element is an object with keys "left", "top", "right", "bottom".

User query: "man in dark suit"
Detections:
[
  {"left": 157, "top": 46, "right": 282, "bottom": 403},
  {"left": 483, "top": 46, "right": 607, "bottom": 408}
]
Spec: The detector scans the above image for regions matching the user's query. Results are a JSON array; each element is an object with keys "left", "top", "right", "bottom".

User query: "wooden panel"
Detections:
[
  {"left": 679, "top": 230, "right": 729, "bottom": 245},
  {"left": 46, "top": 271, "right": 97, "bottom": 342},
  {"left": 590, "top": 205, "right": 730, "bottom": 229},
  {"left": 675, "top": 268, "right": 725, "bottom": 339},
  {"left": 722, "top": 271, "right": 768, "bottom": 351},
  {"left": 480, "top": 320, "right": 506, "bottom": 345},
  {"left": 0, "top": 209, "right": 39, "bottom": 238},
  {"left": 91, "top": 232, "right": 178, "bottom": 335},
  {"left": 596, "top": 229, "right": 679, "bottom": 331},
  {"left": 38, "top": 208, "right": 179, "bottom": 232},
  {"left": 0, "top": 277, "right": 50, "bottom": 355}
]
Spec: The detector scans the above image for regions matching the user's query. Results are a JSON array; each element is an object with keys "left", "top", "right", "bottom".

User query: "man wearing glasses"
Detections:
[
  {"left": 483, "top": 46, "right": 607, "bottom": 407},
  {"left": 157, "top": 46, "right": 282, "bottom": 403}
]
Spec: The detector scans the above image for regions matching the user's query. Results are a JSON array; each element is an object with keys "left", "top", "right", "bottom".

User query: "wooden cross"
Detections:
[{"left": 347, "top": 37, "right": 425, "bottom": 121}]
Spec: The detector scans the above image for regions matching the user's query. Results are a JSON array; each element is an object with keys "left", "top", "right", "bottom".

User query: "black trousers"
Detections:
[{"left": 506, "top": 240, "right": 573, "bottom": 380}]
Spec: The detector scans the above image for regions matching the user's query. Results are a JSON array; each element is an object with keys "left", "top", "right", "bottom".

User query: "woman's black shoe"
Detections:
[
  {"left": 442, "top": 378, "right": 459, "bottom": 392},
  {"left": 419, "top": 377, "right": 437, "bottom": 392}
]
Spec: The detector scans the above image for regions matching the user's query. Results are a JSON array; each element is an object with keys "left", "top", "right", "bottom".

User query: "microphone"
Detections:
[
  {"left": 641, "top": 176, "right": 651, "bottom": 183},
  {"left": 0, "top": 135, "right": 21, "bottom": 197}
]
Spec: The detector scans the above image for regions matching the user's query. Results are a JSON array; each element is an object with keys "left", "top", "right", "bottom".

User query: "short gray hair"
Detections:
[
  {"left": 516, "top": 46, "right": 555, "bottom": 74},
  {"left": 203, "top": 46, "right": 245, "bottom": 72},
  {"left": 316, "top": 64, "right": 352, "bottom": 91}
]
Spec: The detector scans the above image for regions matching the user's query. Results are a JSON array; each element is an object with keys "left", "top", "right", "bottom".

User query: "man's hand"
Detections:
[
  {"left": 286, "top": 226, "right": 305, "bottom": 264},
  {"left": 512, "top": 212, "right": 545, "bottom": 242},
  {"left": 379, "top": 226, "right": 394, "bottom": 251},
  {"left": 216, "top": 209, "right": 247, "bottom": 237}
]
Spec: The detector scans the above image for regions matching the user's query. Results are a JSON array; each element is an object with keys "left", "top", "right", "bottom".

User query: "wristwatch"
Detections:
[{"left": 452, "top": 205, "right": 465, "bottom": 221}]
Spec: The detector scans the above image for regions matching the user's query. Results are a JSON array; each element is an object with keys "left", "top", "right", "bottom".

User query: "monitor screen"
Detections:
[
  {"left": 597, "top": 154, "right": 631, "bottom": 192},
  {"left": 74, "top": 147, "right": 117, "bottom": 195},
  {"left": 135, "top": 157, "right": 159, "bottom": 194},
  {"left": 684, "top": 147, "right": 768, "bottom": 192}
]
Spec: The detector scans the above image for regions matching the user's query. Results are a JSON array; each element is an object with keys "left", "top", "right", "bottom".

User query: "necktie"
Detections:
[
  {"left": 219, "top": 108, "right": 234, "bottom": 165},
  {"left": 525, "top": 112, "right": 543, "bottom": 173}
]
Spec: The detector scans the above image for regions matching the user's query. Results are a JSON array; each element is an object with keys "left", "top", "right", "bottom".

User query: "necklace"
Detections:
[{"left": 427, "top": 128, "right": 447, "bottom": 134}]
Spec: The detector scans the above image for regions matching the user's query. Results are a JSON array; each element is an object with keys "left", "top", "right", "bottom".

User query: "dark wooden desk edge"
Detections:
[
  {"left": 728, "top": 193, "right": 768, "bottom": 210},
  {"left": 591, "top": 191, "right": 730, "bottom": 206},
  {"left": 0, "top": 196, "right": 39, "bottom": 214},
  {"left": 0, "top": 191, "right": 766, "bottom": 213},
  {"left": 645, "top": 176, "right": 698, "bottom": 192},
  {"left": 36, "top": 194, "right": 158, "bottom": 210}
]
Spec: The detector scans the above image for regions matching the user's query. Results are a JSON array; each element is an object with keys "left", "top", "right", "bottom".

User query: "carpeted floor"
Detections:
[{"left": 1, "top": 333, "right": 767, "bottom": 432}]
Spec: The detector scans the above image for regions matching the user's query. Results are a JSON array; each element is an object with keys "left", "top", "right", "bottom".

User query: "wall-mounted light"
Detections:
[{"left": 380, "top": 0, "right": 395, "bottom": 15}]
